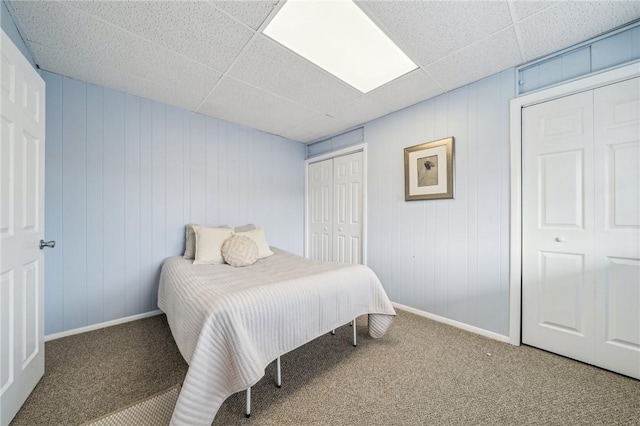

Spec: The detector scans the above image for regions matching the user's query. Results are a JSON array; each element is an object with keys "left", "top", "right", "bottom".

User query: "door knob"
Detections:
[
  {"left": 339, "top": 228, "right": 343, "bottom": 232},
  {"left": 39, "top": 240, "right": 55, "bottom": 249},
  {"left": 323, "top": 227, "right": 328, "bottom": 232},
  {"left": 554, "top": 237, "right": 565, "bottom": 242}
]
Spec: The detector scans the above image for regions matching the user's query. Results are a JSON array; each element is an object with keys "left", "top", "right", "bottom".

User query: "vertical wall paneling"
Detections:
[
  {"left": 164, "top": 106, "right": 185, "bottom": 258},
  {"left": 475, "top": 73, "right": 506, "bottom": 333},
  {"left": 102, "top": 89, "right": 126, "bottom": 321},
  {"left": 139, "top": 99, "right": 153, "bottom": 314},
  {"left": 204, "top": 116, "right": 219, "bottom": 225},
  {"left": 498, "top": 70, "right": 514, "bottom": 331},
  {"left": 123, "top": 94, "right": 141, "bottom": 317},
  {"left": 42, "top": 71, "right": 305, "bottom": 334},
  {"left": 446, "top": 85, "right": 469, "bottom": 324},
  {"left": 190, "top": 113, "right": 206, "bottom": 226},
  {"left": 150, "top": 102, "right": 166, "bottom": 311},
  {"left": 42, "top": 74, "right": 63, "bottom": 335},
  {"left": 61, "top": 77, "right": 87, "bottom": 330},
  {"left": 86, "top": 84, "right": 104, "bottom": 325},
  {"left": 466, "top": 82, "right": 479, "bottom": 326},
  {"left": 365, "top": 69, "right": 515, "bottom": 336}
]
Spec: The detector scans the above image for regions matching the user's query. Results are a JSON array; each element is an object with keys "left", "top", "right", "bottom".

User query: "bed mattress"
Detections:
[{"left": 158, "top": 248, "right": 395, "bottom": 425}]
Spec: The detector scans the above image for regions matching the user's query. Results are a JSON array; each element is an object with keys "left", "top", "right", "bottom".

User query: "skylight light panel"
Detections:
[{"left": 263, "top": 0, "right": 417, "bottom": 93}]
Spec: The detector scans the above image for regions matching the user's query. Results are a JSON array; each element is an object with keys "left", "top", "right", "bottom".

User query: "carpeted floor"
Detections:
[{"left": 11, "top": 310, "right": 640, "bottom": 425}]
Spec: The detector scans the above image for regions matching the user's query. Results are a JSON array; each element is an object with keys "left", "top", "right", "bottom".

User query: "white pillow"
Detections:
[
  {"left": 234, "top": 228, "right": 274, "bottom": 259},
  {"left": 192, "top": 226, "right": 234, "bottom": 265},
  {"left": 184, "top": 224, "right": 228, "bottom": 260}
]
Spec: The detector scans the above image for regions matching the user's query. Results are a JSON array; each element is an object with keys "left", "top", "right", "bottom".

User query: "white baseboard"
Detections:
[
  {"left": 392, "top": 302, "right": 510, "bottom": 344},
  {"left": 44, "top": 310, "right": 163, "bottom": 342}
]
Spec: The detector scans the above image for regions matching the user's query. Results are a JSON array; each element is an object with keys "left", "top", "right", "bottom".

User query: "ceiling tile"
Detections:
[
  {"left": 517, "top": 1, "right": 640, "bottom": 61},
  {"left": 328, "top": 96, "right": 391, "bottom": 130},
  {"left": 283, "top": 115, "right": 350, "bottom": 144},
  {"left": 357, "top": 1, "right": 513, "bottom": 66},
  {"left": 30, "top": 41, "right": 208, "bottom": 111},
  {"left": 66, "top": 0, "right": 253, "bottom": 73},
  {"left": 365, "top": 69, "right": 443, "bottom": 113},
  {"left": 508, "top": 1, "right": 557, "bottom": 22},
  {"left": 211, "top": 0, "right": 279, "bottom": 30},
  {"left": 197, "top": 77, "right": 322, "bottom": 138},
  {"left": 29, "top": 41, "right": 133, "bottom": 94},
  {"left": 228, "top": 35, "right": 362, "bottom": 113},
  {"left": 10, "top": 2, "right": 222, "bottom": 103},
  {"left": 7, "top": 0, "right": 92, "bottom": 50},
  {"left": 426, "top": 27, "right": 522, "bottom": 92}
]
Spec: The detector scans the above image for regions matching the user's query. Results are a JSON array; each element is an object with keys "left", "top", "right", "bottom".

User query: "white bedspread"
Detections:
[{"left": 158, "top": 248, "right": 395, "bottom": 425}]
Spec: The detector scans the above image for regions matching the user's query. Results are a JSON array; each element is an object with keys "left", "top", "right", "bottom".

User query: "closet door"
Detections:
[
  {"left": 522, "top": 77, "right": 640, "bottom": 379},
  {"left": 308, "top": 159, "right": 333, "bottom": 261},
  {"left": 333, "top": 151, "right": 363, "bottom": 264}
]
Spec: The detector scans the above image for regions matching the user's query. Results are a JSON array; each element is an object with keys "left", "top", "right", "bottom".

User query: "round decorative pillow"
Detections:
[{"left": 221, "top": 235, "right": 259, "bottom": 267}]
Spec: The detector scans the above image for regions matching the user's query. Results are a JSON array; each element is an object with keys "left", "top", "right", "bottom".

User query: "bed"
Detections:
[{"left": 158, "top": 248, "right": 396, "bottom": 426}]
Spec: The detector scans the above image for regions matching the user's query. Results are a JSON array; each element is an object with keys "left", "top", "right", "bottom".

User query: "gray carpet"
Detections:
[{"left": 11, "top": 310, "right": 640, "bottom": 425}]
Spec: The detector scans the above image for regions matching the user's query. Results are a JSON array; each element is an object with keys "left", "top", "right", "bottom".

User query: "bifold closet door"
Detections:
[
  {"left": 522, "top": 77, "right": 639, "bottom": 379},
  {"left": 307, "top": 151, "right": 364, "bottom": 264}
]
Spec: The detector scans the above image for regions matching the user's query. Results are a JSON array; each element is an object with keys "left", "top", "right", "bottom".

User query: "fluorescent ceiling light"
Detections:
[{"left": 263, "top": 0, "right": 417, "bottom": 93}]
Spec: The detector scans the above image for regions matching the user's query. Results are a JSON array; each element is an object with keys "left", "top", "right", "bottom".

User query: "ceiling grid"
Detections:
[{"left": 5, "top": 0, "right": 640, "bottom": 143}]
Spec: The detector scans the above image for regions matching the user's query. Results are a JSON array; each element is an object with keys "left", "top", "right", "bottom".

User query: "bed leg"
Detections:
[
  {"left": 353, "top": 318, "right": 357, "bottom": 347},
  {"left": 331, "top": 329, "right": 335, "bottom": 335},
  {"left": 276, "top": 357, "right": 282, "bottom": 388},
  {"left": 245, "top": 387, "right": 251, "bottom": 418}
]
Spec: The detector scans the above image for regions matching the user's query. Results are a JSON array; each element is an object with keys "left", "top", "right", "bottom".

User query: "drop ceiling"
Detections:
[{"left": 6, "top": 1, "right": 640, "bottom": 143}]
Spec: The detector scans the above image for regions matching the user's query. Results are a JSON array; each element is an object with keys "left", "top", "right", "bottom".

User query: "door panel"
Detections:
[
  {"left": 0, "top": 271, "right": 15, "bottom": 395},
  {"left": 610, "top": 142, "right": 639, "bottom": 227},
  {"left": 0, "top": 29, "right": 46, "bottom": 425},
  {"left": 0, "top": 118, "right": 14, "bottom": 237},
  {"left": 603, "top": 257, "right": 639, "bottom": 349},
  {"left": 21, "top": 261, "right": 39, "bottom": 367},
  {"left": 539, "top": 150, "right": 584, "bottom": 228},
  {"left": 538, "top": 251, "right": 585, "bottom": 334}
]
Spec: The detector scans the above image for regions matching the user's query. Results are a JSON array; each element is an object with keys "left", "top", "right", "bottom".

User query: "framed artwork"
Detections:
[{"left": 404, "top": 137, "right": 454, "bottom": 201}]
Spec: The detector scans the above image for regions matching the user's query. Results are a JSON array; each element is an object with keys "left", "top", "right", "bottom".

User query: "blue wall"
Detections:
[
  {"left": 43, "top": 71, "right": 305, "bottom": 335},
  {"left": 365, "top": 70, "right": 514, "bottom": 336},
  {"left": 1, "top": 0, "right": 35, "bottom": 68}
]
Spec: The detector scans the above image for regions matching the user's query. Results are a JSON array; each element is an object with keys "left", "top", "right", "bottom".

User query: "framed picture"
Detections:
[{"left": 404, "top": 137, "right": 454, "bottom": 201}]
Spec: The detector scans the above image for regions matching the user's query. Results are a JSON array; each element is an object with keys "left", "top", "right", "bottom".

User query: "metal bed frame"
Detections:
[{"left": 245, "top": 318, "right": 357, "bottom": 418}]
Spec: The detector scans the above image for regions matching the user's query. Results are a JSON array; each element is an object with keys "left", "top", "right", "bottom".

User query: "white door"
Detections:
[
  {"left": 1, "top": 29, "right": 46, "bottom": 425},
  {"left": 522, "top": 77, "right": 640, "bottom": 379},
  {"left": 333, "top": 151, "right": 363, "bottom": 264},
  {"left": 593, "top": 78, "right": 640, "bottom": 379},
  {"left": 308, "top": 158, "right": 333, "bottom": 262},
  {"left": 307, "top": 150, "right": 365, "bottom": 264}
]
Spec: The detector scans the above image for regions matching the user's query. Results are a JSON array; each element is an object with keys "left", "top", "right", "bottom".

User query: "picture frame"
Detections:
[{"left": 404, "top": 137, "right": 454, "bottom": 201}]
